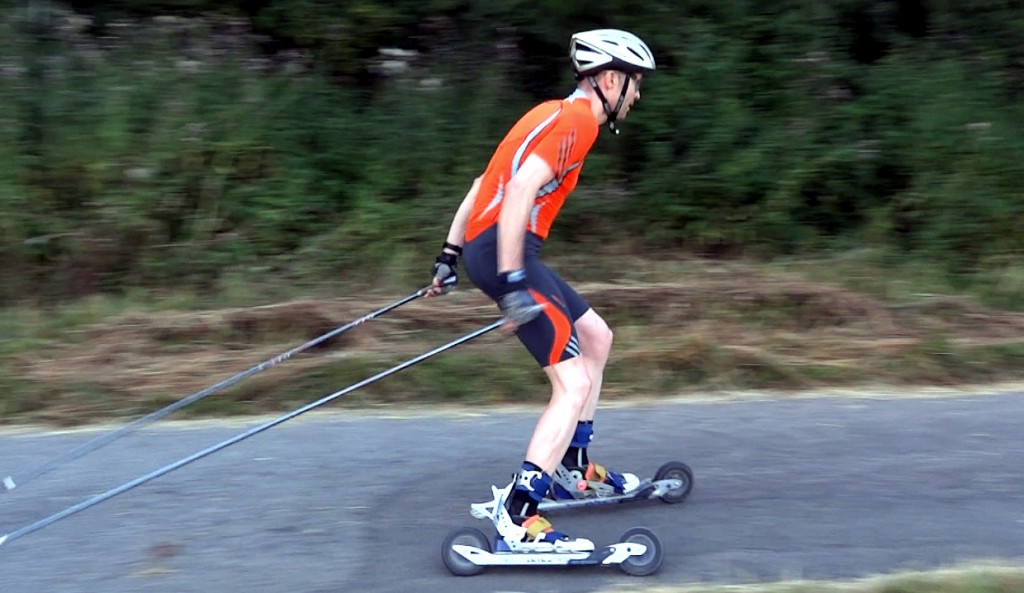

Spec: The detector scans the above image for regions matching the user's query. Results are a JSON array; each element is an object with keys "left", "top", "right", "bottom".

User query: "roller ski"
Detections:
[
  {"left": 538, "top": 459, "right": 694, "bottom": 512},
  {"left": 442, "top": 481, "right": 663, "bottom": 577}
]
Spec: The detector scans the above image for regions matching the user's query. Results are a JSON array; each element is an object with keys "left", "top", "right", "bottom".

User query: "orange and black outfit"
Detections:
[{"left": 462, "top": 89, "right": 600, "bottom": 368}]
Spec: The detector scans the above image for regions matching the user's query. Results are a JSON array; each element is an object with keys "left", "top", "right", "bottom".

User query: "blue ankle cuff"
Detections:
[
  {"left": 570, "top": 421, "right": 593, "bottom": 449},
  {"left": 515, "top": 462, "right": 553, "bottom": 502}
]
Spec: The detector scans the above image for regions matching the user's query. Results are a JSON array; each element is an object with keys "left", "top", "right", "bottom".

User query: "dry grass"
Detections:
[{"left": 6, "top": 263, "right": 1024, "bottom": 425}]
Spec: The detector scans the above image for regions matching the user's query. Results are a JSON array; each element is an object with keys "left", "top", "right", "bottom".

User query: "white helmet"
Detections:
[{"left": 570, "top": 29, "right": 656, "bottom": 78}]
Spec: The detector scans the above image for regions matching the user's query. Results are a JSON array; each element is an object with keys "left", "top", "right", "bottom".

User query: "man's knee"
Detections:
[
  {"left": 578, "top": 312, "right": 613, "bottom": 355},
  {"left": 565, "top": 370, "right": 592, "bottom": 407},
  {"left": 596, "top": 323, "right": 613, "bottom": 351}
]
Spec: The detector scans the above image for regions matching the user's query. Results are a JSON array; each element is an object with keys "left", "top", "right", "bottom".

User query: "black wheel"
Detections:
[
  {"left": 442, "top": 527, "right": 490, "bottom": 576},
  {"left": 654, "top": 461, "right": 694, "bottom": 504},
  {"left": 618, "top": 527, "right": 663, "bottom": 576}
]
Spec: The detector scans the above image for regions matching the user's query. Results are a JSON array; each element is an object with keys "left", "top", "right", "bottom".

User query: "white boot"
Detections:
[
  {"left": 551, "top": 462, "right": 641, "bottom": 499},
  {"left": 471, "top": 483, "right": 594, "bottom": 552}
]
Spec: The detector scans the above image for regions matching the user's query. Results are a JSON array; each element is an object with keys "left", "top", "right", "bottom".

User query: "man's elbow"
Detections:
[{"left": 503, "top": 176, "right": 535, "bottom": 201}]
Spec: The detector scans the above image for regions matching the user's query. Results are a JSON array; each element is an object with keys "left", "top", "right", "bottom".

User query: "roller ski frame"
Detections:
[
  {"left": 442, "top": 483, "right": 664, "bottom": 577},
  {"left": 539, "top": 460, "right": 694, "bottom": 512}
]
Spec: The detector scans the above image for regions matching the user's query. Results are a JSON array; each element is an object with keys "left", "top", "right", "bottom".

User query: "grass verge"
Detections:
[{"left": 4, "top": 255, "right": 1024, "bottom": 426}]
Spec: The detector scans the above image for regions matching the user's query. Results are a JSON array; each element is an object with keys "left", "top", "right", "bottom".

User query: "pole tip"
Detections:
[
  {"left": 2, "top": 476, "right": 14, "bottom": 492},
  {"left": 0, "top": 534, "right": 7, "bottom": 547}
]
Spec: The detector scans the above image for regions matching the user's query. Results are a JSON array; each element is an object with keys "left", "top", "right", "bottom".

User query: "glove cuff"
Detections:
[
  {"left": 436, "top": 251, "right": 458, "bottom": 267},
  {"left": 498, "top": 269, "right": 527, "bottom": 295}
]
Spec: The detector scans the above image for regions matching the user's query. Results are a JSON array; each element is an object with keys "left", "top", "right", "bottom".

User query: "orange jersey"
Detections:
[{"left": 465, "top": 89, "right": 599, "bottom": 242}]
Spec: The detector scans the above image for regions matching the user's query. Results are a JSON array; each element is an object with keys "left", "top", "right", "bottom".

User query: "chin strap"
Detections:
[{"left": 587, "top": 74, "right": 632, "bottom": 134}]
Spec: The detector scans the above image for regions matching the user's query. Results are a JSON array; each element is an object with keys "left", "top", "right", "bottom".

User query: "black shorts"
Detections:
[{"left": 463, "top": 226, "right": 591, "bottom": 368}]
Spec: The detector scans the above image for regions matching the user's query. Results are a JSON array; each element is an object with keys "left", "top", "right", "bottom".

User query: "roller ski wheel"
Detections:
[
  {"left": 538, "top": 460, "right": 694, "bottom": 512},
  {"left": 441, "top": 525, "right": 662, "bottom": 576},
  {"left": 442, "top": 527, "right": 490, "bottom": 576},
  {"left": 618, "top": 527, "right": 664, "bottom": 576},
  {"left": 654, "top": 461, "right": 694, "bottom": 504}
]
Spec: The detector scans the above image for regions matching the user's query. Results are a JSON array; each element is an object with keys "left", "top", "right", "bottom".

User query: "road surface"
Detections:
[{"left": 2, "top": 392, "right": 1023, "bottom": 593}]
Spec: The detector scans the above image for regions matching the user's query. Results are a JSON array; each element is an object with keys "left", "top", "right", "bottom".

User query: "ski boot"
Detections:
[
  {"left": 550, "top": 461, "right": 642, "bottom": 500},
  {"left": 473, "top": 481, "right": 594, "bottom": 553}
]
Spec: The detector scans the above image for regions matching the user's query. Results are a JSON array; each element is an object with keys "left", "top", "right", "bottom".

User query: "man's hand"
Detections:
[
  {"left": 497, "top": 269, "right": 545, "bottom": 331},
  {"left": 427, "top": 245, "right": 460, "bottom": 297}
]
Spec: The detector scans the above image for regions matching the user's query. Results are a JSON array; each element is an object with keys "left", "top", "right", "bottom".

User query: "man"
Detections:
[{"left": 428, "top": 29, "right": 656, "bottom": 551}]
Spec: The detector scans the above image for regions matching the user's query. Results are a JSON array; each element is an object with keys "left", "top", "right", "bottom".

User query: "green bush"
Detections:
[{"left": 0, "top": 1, "right": 1022, "bottom": 303}]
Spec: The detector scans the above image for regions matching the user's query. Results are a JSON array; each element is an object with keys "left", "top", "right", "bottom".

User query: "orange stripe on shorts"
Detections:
[{"left": 530, "top": 290, "right": 572, "bottom": 367}]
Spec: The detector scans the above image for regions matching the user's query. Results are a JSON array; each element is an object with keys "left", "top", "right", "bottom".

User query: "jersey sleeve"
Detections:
[{"left": 529, "top": 110, "right": 598, "bottom": 179}]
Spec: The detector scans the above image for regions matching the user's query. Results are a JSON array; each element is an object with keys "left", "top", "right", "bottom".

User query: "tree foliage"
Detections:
[{"left": 1, "top": 0, "right": 1022, "bottom": 302}]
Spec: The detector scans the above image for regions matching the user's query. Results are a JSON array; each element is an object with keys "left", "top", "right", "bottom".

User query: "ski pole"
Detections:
[
  {"left": 0, "top": 316, "right": 501, "bottom": 548},
  {"left": 1, "top": 278, "right": 453, "bottom": 495}
]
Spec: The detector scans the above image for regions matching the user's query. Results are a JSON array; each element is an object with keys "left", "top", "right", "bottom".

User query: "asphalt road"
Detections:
[{"left": 2, "top": 392, "right": 1023, "bottom": 593}]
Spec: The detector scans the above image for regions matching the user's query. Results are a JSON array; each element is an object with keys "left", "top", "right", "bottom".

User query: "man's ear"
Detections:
[{"left": 602, "top": 70, "right": 627, "bottom": 92}]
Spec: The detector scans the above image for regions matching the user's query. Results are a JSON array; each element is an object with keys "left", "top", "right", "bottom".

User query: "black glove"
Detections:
[
  {"left": 431, "top": 243, "right": 460, "bottom": 295},
  {"left": 497, "top": 269, "right": 545, "bottom": 326}
]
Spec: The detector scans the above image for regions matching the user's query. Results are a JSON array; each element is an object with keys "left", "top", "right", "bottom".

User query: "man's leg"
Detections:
[
  {"left": 539, "top": 272, "right": 611, "bottom": 454},
  {"left": 523, "top": 357, "right": 592, "bottom": 473},
  {"left": 506, "top": 354, "right": 592, "bottom": 520},
  {"left": 574, "top": 309, "right": 613, "bottom": 421},
  {"left": 463, "top": 233, "right": 589, "bottom": 545},
  {"left": 558, "top": 308, "right": 639, "bottom": 495},
  {"left": 502, "top": 350, "right": 595, "bottom": 549},
  {"left": 494, "top": 267, "right": 590, "bottom": 514}
]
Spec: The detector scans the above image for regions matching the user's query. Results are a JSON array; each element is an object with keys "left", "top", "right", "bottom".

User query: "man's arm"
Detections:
[
  {"left": 427, "top": 176, "right": 482, "bottom": 297},
  {"left": 492, "top": 154, "right": 555, "bottom": 328},
  {"left": 445, "top": 176, "right": 482, "bottom": 249},
  {"left": 497, "top": 154, "right": 555, "bottom": 273}
]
